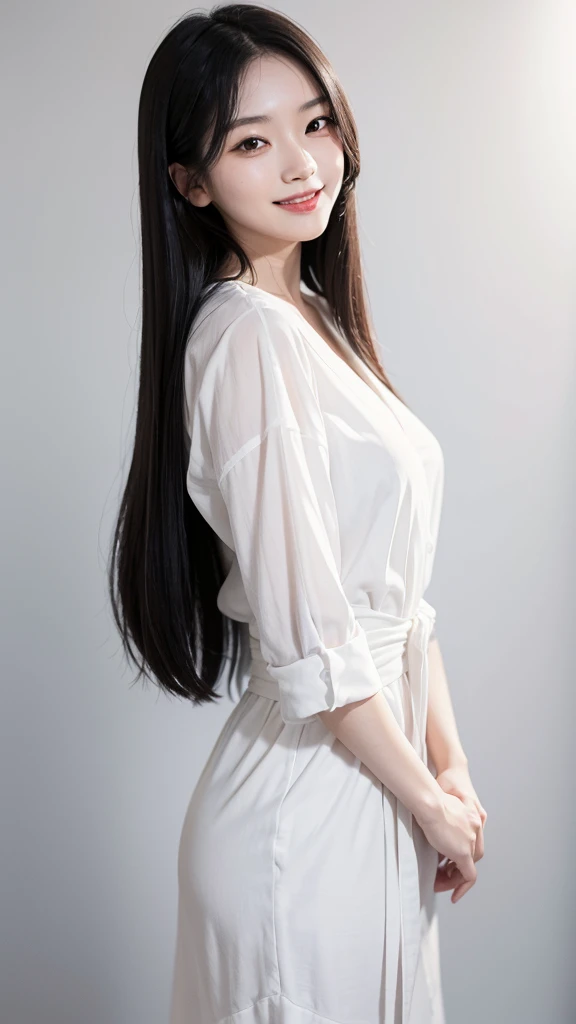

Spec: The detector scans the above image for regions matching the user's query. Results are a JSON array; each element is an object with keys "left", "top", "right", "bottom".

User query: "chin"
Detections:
[
  {"left": 298, "top": 218, "right": 332, "bottom": 242},
  {"left": 280, "top": 210, "right": 333, "bottom": 236}
]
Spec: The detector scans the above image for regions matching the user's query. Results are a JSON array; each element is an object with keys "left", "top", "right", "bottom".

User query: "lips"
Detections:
[{"left": 274, "top": 187, "right": 323, "bottom": 205}]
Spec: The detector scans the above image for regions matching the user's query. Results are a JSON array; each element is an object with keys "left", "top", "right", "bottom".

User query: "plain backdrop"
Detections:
[{"left": 1, "top": 1, "right": 575, "bottom": 1022}]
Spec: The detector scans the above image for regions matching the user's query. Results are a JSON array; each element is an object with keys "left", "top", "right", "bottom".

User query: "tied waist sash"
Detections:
[
  {"left": 247, "top": 596, "right": 437, "bottom": 762},
  {"left": 246, "top": 595, "right": 437, "bottom": 1024}
]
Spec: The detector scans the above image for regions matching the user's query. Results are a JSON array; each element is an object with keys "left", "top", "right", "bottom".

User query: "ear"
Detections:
[{"left": 168, "top": 162, "right": 212, "bottom": 207}]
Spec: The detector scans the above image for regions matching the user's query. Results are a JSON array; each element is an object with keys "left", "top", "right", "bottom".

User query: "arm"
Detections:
[
  {"left": 425, "top": 636, "right": 468, "bottom": 773},
  {"left": 316, "top": 630, "right": 471, "bottom": 824},
  {"left": 317, "top": 691, "right": 444, "bottom": 823},
  {"left": 424, "top": 635, "right": 487, "bottom": 885}
]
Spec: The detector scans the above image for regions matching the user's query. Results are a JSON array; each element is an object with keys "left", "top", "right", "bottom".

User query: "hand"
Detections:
[
  {"left": 415, "top": 788, "right": 482, "bottom": 903},
  {"left": 433, "top": 764, "right": 488, "bottom": 903}
]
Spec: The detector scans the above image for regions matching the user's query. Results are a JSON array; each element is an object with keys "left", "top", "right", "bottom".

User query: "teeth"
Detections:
[{"left": 280, "top": 191, "right": 317, "bottom": 204}]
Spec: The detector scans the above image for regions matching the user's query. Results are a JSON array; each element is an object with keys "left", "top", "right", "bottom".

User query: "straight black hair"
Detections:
[{"left": 108, "top": 3, "right": 407, "bottom": 712}]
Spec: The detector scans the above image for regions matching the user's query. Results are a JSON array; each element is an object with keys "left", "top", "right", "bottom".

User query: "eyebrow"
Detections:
[{"left": 227, "top": 94, "right": 330, "bottom": 131}]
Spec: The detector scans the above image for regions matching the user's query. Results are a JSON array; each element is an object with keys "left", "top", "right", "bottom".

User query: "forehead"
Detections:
[{"left": 236, "top": 54, "right": 322, "bottom": 115}]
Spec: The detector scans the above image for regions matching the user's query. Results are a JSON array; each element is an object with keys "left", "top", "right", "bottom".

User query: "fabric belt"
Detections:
[
  {"left": 246, "top": 595, "right": 437, "bottom": 1023},
  {"left": 247, "top": 596, "right": 436, "bottom": 760}
]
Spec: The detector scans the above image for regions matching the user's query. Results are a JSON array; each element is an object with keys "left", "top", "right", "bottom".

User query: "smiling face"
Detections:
[{"left": 184, "top": 54, "right": 345, "bottom": 257}]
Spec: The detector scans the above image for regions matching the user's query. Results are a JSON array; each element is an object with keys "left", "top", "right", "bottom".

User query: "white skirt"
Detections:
[{"left": 168, "top": 672, "right": 446, "bottom": 1024}]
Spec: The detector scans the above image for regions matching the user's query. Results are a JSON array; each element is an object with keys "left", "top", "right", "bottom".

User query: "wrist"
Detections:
[
  {"left": 428, "top": 742, "right": 469, "bottom": 775},
  {"left": 434, "top": 753, "right": 469, "bottom": 774},
  {"left": 411, "top": 779, "right": 445, "bottom": 827}
]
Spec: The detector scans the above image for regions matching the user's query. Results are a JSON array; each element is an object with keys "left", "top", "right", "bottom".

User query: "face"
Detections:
[{"left": 179, "top": 54, "right": 344, "bottom": 254}]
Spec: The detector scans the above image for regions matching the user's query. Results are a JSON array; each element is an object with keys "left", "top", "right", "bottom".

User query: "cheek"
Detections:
[
  {"left": 212, "top": 160, "right": 272, "bottom": 210},
  {"left": 321, "top": 142, "right": 345, "bottom": 186}
]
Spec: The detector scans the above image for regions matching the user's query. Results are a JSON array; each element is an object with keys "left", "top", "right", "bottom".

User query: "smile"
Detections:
[{"left": 273, "top": 187, "right": 324, "bottom": 212}]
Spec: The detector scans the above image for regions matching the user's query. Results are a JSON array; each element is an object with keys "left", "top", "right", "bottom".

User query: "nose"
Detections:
[{"left": 280, "top": 137, "right": 317, "bottom": 183}]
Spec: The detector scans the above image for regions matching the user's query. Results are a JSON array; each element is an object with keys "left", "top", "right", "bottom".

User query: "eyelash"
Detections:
[{"left": 233, "top": 115, "right": 337, "bottom": 154}]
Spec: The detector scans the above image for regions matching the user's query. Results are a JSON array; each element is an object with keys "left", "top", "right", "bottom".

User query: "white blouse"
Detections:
[{"left": 183, "top": 279, "right": 444, "bottom": 734}]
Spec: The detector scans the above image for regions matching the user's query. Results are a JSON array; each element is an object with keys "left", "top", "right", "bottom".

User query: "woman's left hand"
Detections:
[{"left": 432, "top": 764, "right": 487, "bottom": 896}]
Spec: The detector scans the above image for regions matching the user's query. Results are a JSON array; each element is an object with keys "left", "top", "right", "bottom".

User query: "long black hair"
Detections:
[{"left": 108, "top": 3, "right": 407, "bottom": 712}]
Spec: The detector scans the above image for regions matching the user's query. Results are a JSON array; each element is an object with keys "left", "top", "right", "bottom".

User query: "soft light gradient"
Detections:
[{"left": 1, "top": 2, "right": 575, "bottom": 1022}]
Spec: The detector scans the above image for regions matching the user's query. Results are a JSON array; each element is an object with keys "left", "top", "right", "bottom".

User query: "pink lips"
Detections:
[{"left": 273, "top": 187, "right": 323, "bottom": 213}]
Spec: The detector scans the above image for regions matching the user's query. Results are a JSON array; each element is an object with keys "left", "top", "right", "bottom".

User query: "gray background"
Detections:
[{"left": 2, "top": 1, "right": 575, "bottom": 1022}]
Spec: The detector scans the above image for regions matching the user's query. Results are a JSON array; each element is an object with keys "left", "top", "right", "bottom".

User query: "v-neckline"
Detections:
[{"left": 232, "top": 279, "right": 389, "bottom": 407}]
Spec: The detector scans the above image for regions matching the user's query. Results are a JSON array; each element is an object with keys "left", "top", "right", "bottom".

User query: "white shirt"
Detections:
[{"left": 183, "top": 279, "right": 444, "bottom": 728}]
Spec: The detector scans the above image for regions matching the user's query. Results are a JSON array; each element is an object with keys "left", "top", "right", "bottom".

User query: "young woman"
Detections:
[{"left": 108, "top": 5, "right": 487, "bottom": 1022}]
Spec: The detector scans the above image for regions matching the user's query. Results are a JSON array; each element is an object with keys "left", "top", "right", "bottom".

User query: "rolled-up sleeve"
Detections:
[{"left": 202, "top": 301, "right": 383, "bottom": 725}]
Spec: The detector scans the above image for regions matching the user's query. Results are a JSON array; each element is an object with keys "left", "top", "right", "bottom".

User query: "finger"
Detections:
[
  {"left": 467, "top": 810, "right": 483, "bottom": 860},
  {"left": 470, "top": 795, "right": 487, "bottom": 826},
  {"left": 451, "top": 853, "right": 477, "bottom": 902},
  {"left": 436, "top": 859, "right": 457, "bottom": 878},
  {"left": 452, "top": 877, "right": 476, "bottom": 903},
  {"left": 470, "top": 811, "right": 484, "bottom": 860},
  {"left": 434, "top": 859, "right": 464, "bottom": 888},
  {"left": 469, "top": 806, "right": 483, "bottom": 832},
  {"left": 456, "top": 854, "right": 477, "bottom": 888},
  {"left": 434, "top": 868, "right": 464, "bottom": 892}
]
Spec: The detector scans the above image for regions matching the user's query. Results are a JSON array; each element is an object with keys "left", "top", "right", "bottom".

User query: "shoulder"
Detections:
[
  {"left": 188, "top": 281, "right": 315, "bottom": 382},
  {"left": 185, "top": 282, "right": 328, "bottom": 478},
  {"left": 187, "top": 281, "right": 253, "bottom": 356},
  {"left": 198, "top": 280, "right": 306, "bottom": 336},
  {"left": 184, "top": 283, "right": 322, "bottom": 437}
]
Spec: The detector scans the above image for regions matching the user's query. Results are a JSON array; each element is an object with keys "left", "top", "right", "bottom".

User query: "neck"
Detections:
[{"left": 220, "top": 243, "right": 304, "bottom": 305}]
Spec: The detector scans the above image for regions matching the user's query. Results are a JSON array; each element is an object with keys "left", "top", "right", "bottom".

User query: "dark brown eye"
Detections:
[
  {"left": 233, "top": 115, "right": 337, "bottom": 155},
  {"left": 235, "top": 136, "right": 266, "bottom": 153},
  {"left": 306, "top": 116, "right": 336, "bottom": 133}
]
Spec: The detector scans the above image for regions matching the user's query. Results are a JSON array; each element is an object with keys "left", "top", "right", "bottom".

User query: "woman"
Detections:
[{"left": 108, "top": 5, "right": 487, "bottom": 1022}]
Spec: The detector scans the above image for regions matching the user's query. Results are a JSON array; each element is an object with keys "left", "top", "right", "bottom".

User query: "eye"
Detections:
[
  {"left": 233, "top": 115, "right": 337, "bottom": 154},
  {"left": 234, "top": 135, "right": 267, "bottom": 154},
  {"left": 306, "top": 115, "right": 336, "bottom": 134}
]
